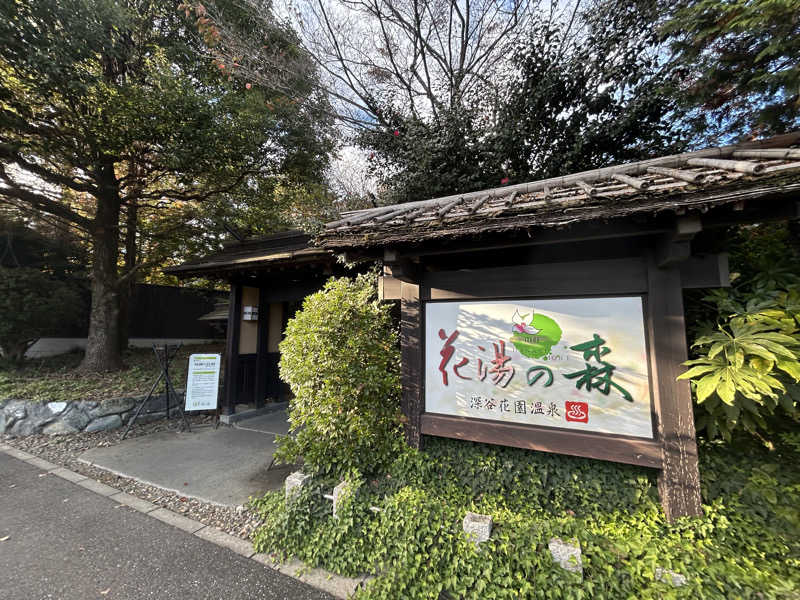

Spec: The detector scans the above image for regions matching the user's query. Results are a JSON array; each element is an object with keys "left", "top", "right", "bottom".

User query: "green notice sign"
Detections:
[{"left": 184, "top": 353, "right": 221, "bottom": 411}]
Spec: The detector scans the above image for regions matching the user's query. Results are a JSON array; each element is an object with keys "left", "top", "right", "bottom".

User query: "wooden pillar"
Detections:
[
  {"left": 646, "top": 256, "right": 703, "bottom": 521},
  {"left": 400, "top": 281, "right": 423, "bottom": 448},
  {"left": 253, "top": 285, "right": 270, "bottom": 408},
  {"left": 222, "top": 282, "right": 242, "bottom": 416}
]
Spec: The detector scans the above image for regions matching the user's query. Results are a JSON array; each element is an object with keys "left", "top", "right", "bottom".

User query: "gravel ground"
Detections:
[{"left": 1, "top": 416, "right": 265, "bottom": 540}]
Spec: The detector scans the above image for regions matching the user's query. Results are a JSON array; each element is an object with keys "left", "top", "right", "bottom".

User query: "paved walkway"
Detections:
[
  {"left": 79, "top": 423, "right": 293, "bottom": 506},
  {"left": 0, "top": 452, "right": 333, "bottom": 600}
]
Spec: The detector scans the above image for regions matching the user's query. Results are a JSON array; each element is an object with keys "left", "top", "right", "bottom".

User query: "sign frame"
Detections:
[
  {"left": 184, "top": 353, "right": 222, "bottom": 412},
  {"left": 422, "top": 294, "right": 659, "bottom": 462}
]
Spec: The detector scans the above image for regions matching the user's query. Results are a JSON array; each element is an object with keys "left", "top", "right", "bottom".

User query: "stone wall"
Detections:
[{"left": 0, "top": 392, "right": 185, "bottom": 437}]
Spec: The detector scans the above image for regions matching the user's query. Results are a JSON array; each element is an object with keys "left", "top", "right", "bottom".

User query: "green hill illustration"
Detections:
[{"left": 510, "top": 310, "right": 562, "bottom": 359}]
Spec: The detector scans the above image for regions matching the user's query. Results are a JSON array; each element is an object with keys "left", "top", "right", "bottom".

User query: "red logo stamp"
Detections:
[{"left": 565, "top": 401, "right": 589, "bottom": 423}]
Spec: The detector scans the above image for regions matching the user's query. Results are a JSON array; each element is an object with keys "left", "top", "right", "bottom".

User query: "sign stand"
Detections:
[
  {"left": 121, "top": 343, "right": 191, "bottom": 440},
  {"left": 184, "top": 353, "right": 222, "bottom": 425}
]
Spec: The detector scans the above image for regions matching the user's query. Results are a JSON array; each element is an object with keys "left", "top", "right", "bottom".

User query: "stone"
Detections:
[
  {"left": 60, "top": 405, "right": 91, "bottom": 431},
  {"left": 333, "top": 480, "right": 358, "bottom": 519},
  {"left": 4, "top": 400, "right": 28, "bottom": 425},
  {"left": 149, "top": 508, "right": 205, "bottom": 534},
  {"left": 0, "top": 412, "right": 6, "bottom": 434},
  {"left": 655, "top": 567, "right": 687, "bottom": 587},
  {"left": 47, "top": 402, "right": 68, "bottom": 415},
  {"left": 84, "top": 414, "right": 123, "bottom": 433},
  {"left": 50, "top": 467, "right": 87, "bottom": 483},
  {"left": 42, "top": 421, "right": 79, "bottom": 436},
  {"left": 548, "top": 537, "right": 582, "bottom": 574},
  {"left": 88, "top": 398, "right": 137, "bottom": 419},
  {"left": 285, "top": 471, "right": 311, "bottom": 501},
  {"left": 110, "top": 492, "right": 157, "bottom": 513},
  {"left": 9, "top": 418, "right": 43, "bottom": 437},
  {"left": 462, "top": 512, "right": 493, "bottom": 544},
  {"left": 194, "top": 527, "right": 255, "bottom": 558}
]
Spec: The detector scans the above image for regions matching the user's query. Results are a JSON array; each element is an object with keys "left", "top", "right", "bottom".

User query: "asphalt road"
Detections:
[{"left": 0, "top": 453, "right": 333, "bottom": 600}]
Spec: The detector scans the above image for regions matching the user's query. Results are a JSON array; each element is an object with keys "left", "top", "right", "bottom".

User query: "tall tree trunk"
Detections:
[
  {"left": 80, "top": 169, "right": 124, "bottom": 372},
  {"left": 118, "top": 195, "right": 138, "bottom": 353}
]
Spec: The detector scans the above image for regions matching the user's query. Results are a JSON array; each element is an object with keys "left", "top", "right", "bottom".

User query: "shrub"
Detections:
[
  {"left": 275, "top": 271, "right": 403, "bottom": 476},
  {"left": 680, "top": 223, "right": 800, "bottom": 440},
  {"left": 0, "top": 267, "right": 82, "bottom": 363}
]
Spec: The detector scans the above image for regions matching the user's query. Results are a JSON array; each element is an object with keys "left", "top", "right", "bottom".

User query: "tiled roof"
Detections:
[{"left": 319, "top": 132, "right": 800, "bottom": 249}]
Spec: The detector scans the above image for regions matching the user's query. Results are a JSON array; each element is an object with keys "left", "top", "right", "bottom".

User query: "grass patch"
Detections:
[
  {"left": 0, "top": 344, "right": 224, "bottom": 403},
  {"left": 251, "top": 434, "right": 800, "bottom": 599}
]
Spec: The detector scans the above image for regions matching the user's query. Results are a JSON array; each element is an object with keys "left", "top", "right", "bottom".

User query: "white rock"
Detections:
[
  {"left": 548, "top": 537, "right": 582, "bottom": 574},
  {"left": 462, "top": 512, "right": 493, "bottom": 544},
  {"left": 47, "top": 402, "right": 68, "bottom": 415},
  {"left": 285, "top": 471, "right": 311, "bottom": 501},
  {"left": 333, "top": 480, "right": 358, "bottom": 519},
  {"left": 655, "top": 567, "right": 687, "bottom": 587}
]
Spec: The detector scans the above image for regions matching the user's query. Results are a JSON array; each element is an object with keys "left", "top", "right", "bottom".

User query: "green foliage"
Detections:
[
  {"left": 252, "top": 435, "right": 800, "bottom": 599},
  {"left": 681, "top": 224, "right": 800, "bottom": 440},
  {"left": 358, "top": 0, "right": 687, "bottom": 203},
  {"left": 0, "top": 343, "right": 221, "bottom": 402},
  {"left": 0, "top": 267, "right": 82, "bottom": 363},
  {"left": 275, "top": 272, "right": 403, "bottom": 477},
  {"left": 663, "top": 0, "right": 800, "bottom": 138}
]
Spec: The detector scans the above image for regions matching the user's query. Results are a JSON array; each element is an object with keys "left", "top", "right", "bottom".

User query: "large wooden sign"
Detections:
[
  {"left": 396, "top": 255, "right": 706, "bottom": 521},
  {"left": 425, "top": 297, "right": 654, "bottom": 439}
]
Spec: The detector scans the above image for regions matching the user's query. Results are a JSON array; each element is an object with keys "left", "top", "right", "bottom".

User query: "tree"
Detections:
[
  {"left": 492, "top": 0, "right": 688, "bottom": 183},
  {"left": 0, "top": 267, "right": 83, "bottom": 363},
  {"left": 0, "top": 0, "right": 332, "bottom": 371},
  {"left": 357, "top": 0, "right": 689, "bottom": 202},
  {"left": 662, "top": 0, "right": 800, "bottom": 141}
]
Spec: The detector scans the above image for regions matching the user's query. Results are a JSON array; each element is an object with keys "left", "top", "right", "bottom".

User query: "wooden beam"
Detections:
[
  {"left": 686, "top": 157, "right": 764, "bottom": 175},
  {"left": 222, "top": 283, "right": 242, "bottom": 416},
  {"left": 646, "top": 256, "right": 703, "bottom": 521},
  {"left": 400, "top": 281, "right": 423, "bottom": 448},
  {"left": 254, "top": 285, "right": 270, "bottom": 408},
  {"left": 656, "top": 215, "right": 703, "bottom": 267},
  {"left": 679, "top": 254, "right": 730, "bottom": 289},
  {"left": 420, "top": 414, "right": 663, "bottom": 468},
  {"left": 384, "top": 249, "right": 421, "bottom": 283},
  {"left": 378, "top": 274, "right": 402, "bottom": 300},
  {"left": 425, "top": 258, "right": 648, "bottom": 299}
]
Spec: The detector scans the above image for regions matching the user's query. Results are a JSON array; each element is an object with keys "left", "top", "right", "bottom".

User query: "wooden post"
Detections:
[
  {"left": 222, "top": 282, "right": 242, "bottom": 416},
  {"left": 254, "top": 285, "right": 270, "bottom": 408},
  {"left": 400, "top": 281, "right": 423, "bottom": 448},
  {"left": 646, "top": 256, "right": 703, "bottom": 521}
]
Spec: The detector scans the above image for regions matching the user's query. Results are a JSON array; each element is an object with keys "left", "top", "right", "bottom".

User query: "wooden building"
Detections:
[
  {"left": 165, "top": 230, "right": 344, "bottom": 417},
  {"left": 318, "top": 132, "right": 800, "bottom": 520}
]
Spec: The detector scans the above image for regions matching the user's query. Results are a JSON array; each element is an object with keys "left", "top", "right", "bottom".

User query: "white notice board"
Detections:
[{"left": 184, "top": 354, "right": 221, "bottom": 411}]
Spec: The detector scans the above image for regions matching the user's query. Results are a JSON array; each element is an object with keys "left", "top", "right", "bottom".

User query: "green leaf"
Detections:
[
  {"left": 696, "top": 370, "right": 723, "bottom": 402},
  {"left": 776, "top": 359, "right": 800, "bottom": 381},
  {"left": 716, "top": 374, "right": 736, "bottom": 405}
]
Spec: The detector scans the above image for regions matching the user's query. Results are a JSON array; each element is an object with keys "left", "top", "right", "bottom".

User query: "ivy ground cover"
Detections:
[{"left": 252, "top": 434, "right": 800, "bottom": 599}]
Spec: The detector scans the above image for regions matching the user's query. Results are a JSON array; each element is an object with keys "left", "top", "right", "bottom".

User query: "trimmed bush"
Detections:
[{"left": 276, "top": 272, "right": 403, "bottom": 476}]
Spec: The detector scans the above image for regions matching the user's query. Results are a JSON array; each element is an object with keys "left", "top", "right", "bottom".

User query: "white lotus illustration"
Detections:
[{"left": 512, "top": 309, "right": 540, "bottom": 335}]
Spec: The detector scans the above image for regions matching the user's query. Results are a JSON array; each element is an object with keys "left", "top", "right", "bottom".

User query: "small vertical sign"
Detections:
[{"left": 185, "top": 354, "right": 221, "bottom": 411}]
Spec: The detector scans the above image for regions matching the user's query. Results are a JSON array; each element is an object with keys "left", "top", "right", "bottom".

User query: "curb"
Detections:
[{"left": 0, "top": 444, "right": 370, "bottom": 599}]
